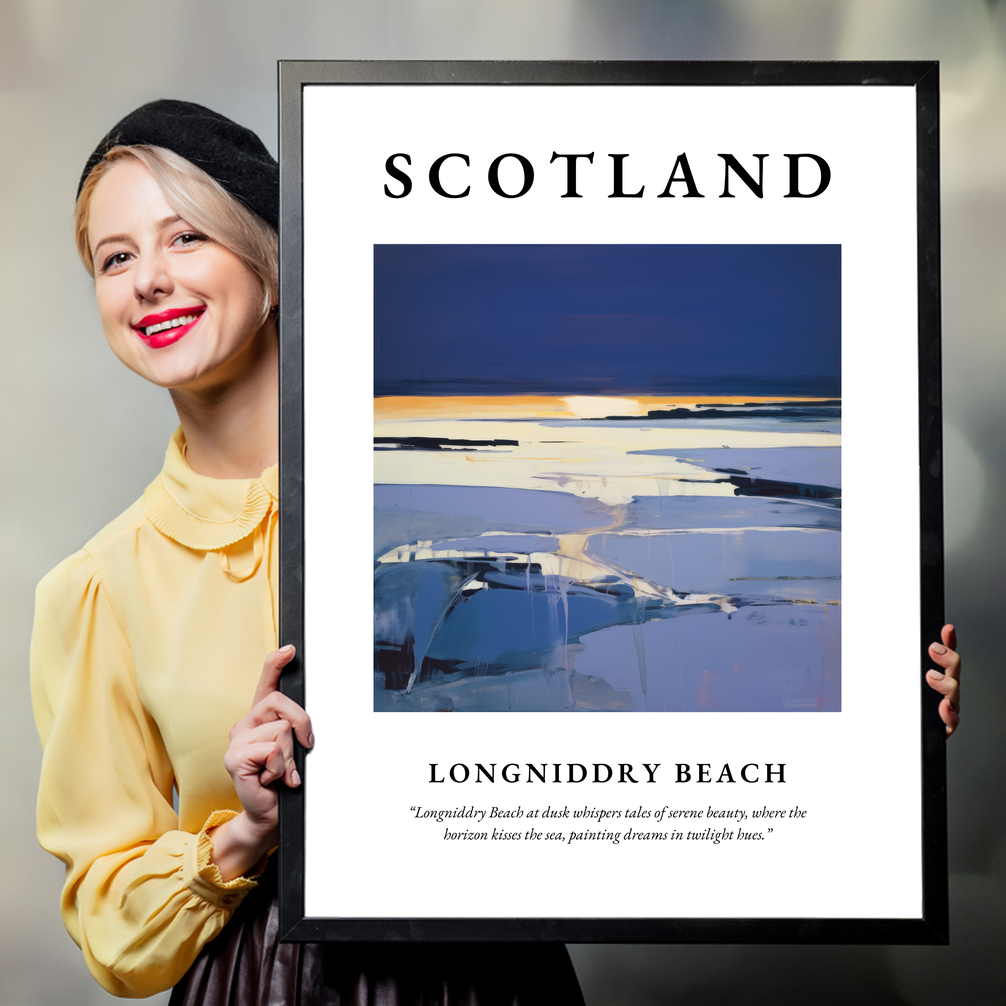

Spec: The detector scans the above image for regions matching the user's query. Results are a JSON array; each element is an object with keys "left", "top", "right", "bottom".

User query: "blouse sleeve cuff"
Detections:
[{"left": 182, "top": 810, "right": 269, "bottom": 909}]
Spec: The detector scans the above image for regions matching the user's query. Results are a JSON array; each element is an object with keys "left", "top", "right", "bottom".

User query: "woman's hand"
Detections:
[
  {"left": 209, "top": 645, "right": 314, "bottom": 881},
  {"left": 926, "top": 624, "right": 961, "bottom": 738}
]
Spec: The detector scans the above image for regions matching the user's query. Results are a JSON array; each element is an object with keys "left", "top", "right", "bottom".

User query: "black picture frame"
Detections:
[{"left": 277, "top": 60, "right": 945, "bottom": 944}]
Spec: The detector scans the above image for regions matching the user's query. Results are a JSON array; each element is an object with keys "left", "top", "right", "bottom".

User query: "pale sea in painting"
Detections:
[{"left": 374, "top": 396, "right": 840, "bottom": 712}]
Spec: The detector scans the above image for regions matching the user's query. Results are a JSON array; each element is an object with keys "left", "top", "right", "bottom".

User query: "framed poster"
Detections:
[{"left": 277, "top": 61, "right": 946, "bottom": 943}]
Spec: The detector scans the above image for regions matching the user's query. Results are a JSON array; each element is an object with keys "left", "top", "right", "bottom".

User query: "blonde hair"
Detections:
[{"left": 75, "top": 145, "right": 278, "bottom": 322}]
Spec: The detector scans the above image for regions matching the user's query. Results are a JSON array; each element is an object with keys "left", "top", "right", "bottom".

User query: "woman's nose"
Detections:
[{"left": 133, "top": 249, "right": 173, "bottom": 302}]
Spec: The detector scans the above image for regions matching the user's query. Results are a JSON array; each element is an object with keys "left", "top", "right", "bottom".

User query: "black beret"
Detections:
[{"left": 78, "top": 99, "right": 278, "bottom": 228}]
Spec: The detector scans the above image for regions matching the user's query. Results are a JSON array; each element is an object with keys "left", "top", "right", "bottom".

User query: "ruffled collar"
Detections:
[{"left": 143, "top": 428, "right": 278, "bottom": 551}]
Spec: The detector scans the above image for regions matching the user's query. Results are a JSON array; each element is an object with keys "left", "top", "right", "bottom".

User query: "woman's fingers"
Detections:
[
  {"left": 928, "top": 644, "right": 960, "bottom": 678},
  {"left": 224, "top": 738, "right": 287, "bottom": 788},
  {"left": 928, "top": 628, "right": 961, "bottom": 683},
  {"left": 258, "top": 741, "right": 289, "bottom": 787},
  {"left": 243, "top": 644, "right": 314, "bottom": 749},
  {"left": 218, "top": 646, "right": 309, "bottom": 846},
  {"left": 223, "top": 644, "right": 311, "bottom": 813},
  {"left": 925, "top": 683, "right": 961, "bottom": 736},
  {"left": 232, "top": 689, "right": 314, "bottom": 750},
  {"left": 927, "top": 623, "right": 961, "bottom": 737},
  {"left": 941, "top": 623, "right": 958, "bottom": 653},
  {"left": 255, "top": 691, "right": 313, "bottom": 749},
  {"left": 230, "top": 719, "right": 302, "bottom": 788},
  {"left": 252, "top": 644, "right": 296, "bottom": 706},
  {"left": 926, "top": 669, "right": 960, "bottom": 736},
  {"left": 926, "top": 667, "right": 959, "bottom": 704}
]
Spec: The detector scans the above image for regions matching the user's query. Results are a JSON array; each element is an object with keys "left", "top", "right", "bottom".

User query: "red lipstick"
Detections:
[{"left": 132, "top": 306, "right": 205, "bottom": 349}]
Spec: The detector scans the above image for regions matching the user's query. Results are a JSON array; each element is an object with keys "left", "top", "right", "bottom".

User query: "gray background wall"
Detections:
[{"left": 1, "top": 2, "right": 1003, "bottom": 1003}]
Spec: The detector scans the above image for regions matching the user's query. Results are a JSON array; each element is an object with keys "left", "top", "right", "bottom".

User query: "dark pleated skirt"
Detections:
[{"left": 169, "top": 869, "right": 585, "bottom": 1006}]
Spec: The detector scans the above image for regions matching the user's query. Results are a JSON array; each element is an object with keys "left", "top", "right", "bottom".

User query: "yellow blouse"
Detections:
[{"left": 31, "top": 428, "right": 279, "bottom": 998}]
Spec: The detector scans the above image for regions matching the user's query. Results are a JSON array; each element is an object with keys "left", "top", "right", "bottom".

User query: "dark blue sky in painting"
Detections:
[{"left": 374, "top": 245, "right": 841, "bottom": 397}]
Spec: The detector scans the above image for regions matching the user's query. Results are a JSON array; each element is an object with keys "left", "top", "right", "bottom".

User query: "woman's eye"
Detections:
[
  {"left": 173, "top": 231, "right": 208, "bottom": 248},
  {"left": 101, "top": 251, "right": 132, "bottom": 273}
]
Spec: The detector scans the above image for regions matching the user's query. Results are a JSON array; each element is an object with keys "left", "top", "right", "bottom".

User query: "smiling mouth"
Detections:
[{"left": 135, "top": 308, "right": 205, "bottom": 338}]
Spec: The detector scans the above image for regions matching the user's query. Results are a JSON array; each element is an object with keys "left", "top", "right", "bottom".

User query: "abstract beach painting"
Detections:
[{"left": 374, "top": 245, "right": 841, "bottom": 713}]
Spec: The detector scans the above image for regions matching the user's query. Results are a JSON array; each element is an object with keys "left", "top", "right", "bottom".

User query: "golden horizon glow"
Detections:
[{"left": 374, "top": 394, "right": 839, "bottom": 421}]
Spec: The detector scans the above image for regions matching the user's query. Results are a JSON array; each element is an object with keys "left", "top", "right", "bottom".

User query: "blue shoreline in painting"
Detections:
[{"left": 374, "top": 478, "right": 841, "bottom": 713}]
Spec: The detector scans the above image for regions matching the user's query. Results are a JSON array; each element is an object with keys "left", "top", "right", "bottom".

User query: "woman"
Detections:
[{"left": 31, "top": 100, "right": 586, "bottom": 1003}]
